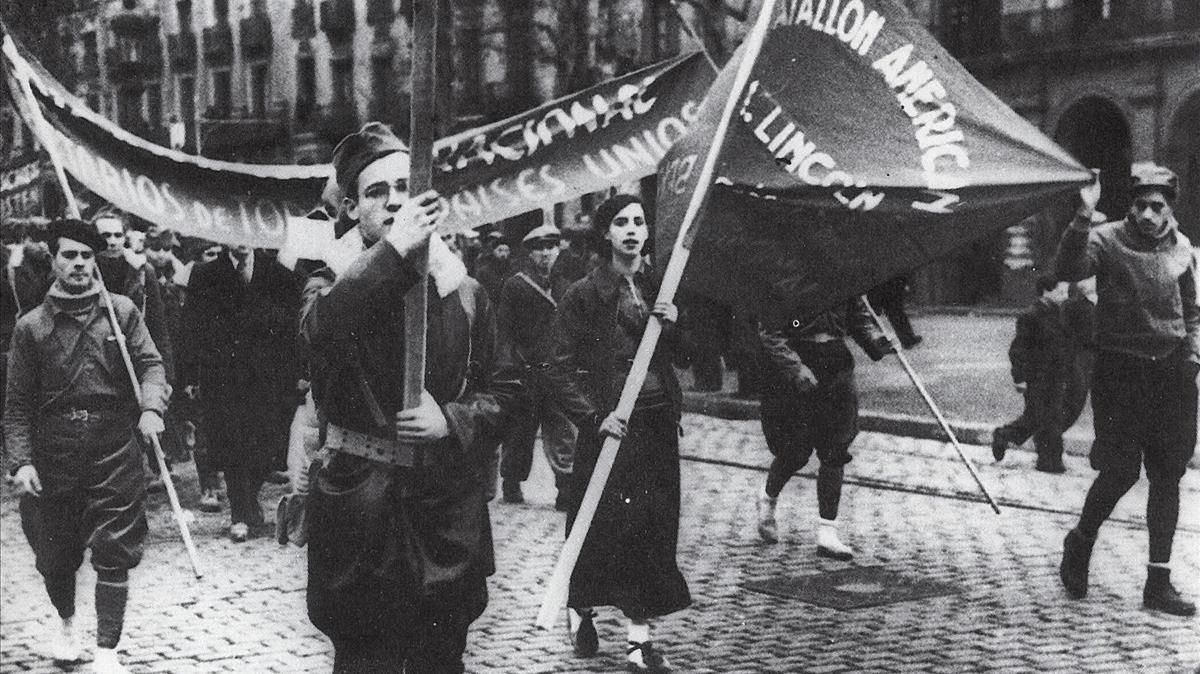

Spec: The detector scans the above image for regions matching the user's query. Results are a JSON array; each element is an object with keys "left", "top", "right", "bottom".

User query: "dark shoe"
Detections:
[
  {"left": 1144, "top": 566, "right": 1197, "bottom": 616},
  {"left": 900, "top": 334, "right": 923, "bottom": 349},
  {"left": 275, "top": 495, "right": 290, "bottom": 545},
  {"left": 991, "top": 434, "right": 1011, "bottom": 462},
  {"left": 265, "top": 470, "right": 289, "bottom": 485},
  {"left": 1035, "top": 458, "right": 1067, "bottom": 474},
  {"left": 1060, "top": 528, "right": 1095, "bottom": 599},
  {"left": 501, "top": 480, "right": 524, "bottom": 504},
  {"left": 627, "top": 641, "right": 671, "bottom": 672},
  {"left": 146, "top": 474, "right": 166, "bottom": 493},
  {"left": 570, "top": 609, "right": 599, "bottom": 657}
]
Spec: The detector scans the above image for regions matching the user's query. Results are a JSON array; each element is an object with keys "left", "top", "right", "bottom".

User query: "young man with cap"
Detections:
[
  {"left": 497, "top": 223, "right": 577, "bottom": 507},
  {"left": 4, "top": 219, "right": 168, "bottom": 674},
  {"left": 301, "top": 122, "right": 521, "bottom": 671},
  {"left": 1056, "top": 163, "right": 1198, "bottom": 616}
]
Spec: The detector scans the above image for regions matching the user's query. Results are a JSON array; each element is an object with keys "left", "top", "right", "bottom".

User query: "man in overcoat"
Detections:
[
  {"left": 301, "top": 122, "right": 521, "bottom": 672},
  {"left": 180, "top": 243, "right": 299, "bottom": 541}
]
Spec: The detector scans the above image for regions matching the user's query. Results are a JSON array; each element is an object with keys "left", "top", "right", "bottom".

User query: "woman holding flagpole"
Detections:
[{"left": 547, "top": 194, "right": 691, "bottom": 672}]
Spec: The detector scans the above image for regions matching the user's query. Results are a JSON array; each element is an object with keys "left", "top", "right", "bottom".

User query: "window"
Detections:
[
  {"left": 296, "top": 55, "right": 316, "bottom": 121},
  {"left": 178, "top": 75, "right": 196, "bottom": 122},
  {"left": 213, "top": 0, "right": 228, "bottom": 23},
  {"left": 177, "top": 0, "right": 192, "bottom": 30},
  {"left": 371, "top": 55, "right": 392, "bottom": 106},
  {"left": 86, "top": 93, "right": 101, "bottom": 111},
  {"left": 331, "top": 57, "right": 353, "bottom": 105},
  {"left": 82, "top": 32, "right": 97, "bottom": 64},
  {"left": 211, "top": 68, "right": 231, "bottom": 117},
  {"left": 248, "top": 62, "right": 268, "bottom": 117},
  {"left": 117, "top": 88, "right": 143, "bottom": 128},
  {"left": 146, "top": 86, "right": 162, "bottom": 127}
]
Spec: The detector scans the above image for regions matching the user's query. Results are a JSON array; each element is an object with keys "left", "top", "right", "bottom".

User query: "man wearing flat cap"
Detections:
[
  {"left": 1056, "top": 163, "right": 1198, "bottom": 617},
  {"left": 497, "top": 223, "right": 577, "bottom": 507},
  {"left": 4, "top": 219, "right": 168, "bottom": 673},
  {"left": 301, "top": 122, "right": 521, "bottom": 672}
]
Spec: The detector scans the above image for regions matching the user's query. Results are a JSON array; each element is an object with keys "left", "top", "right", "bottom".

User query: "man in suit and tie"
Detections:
[{"left": 181, "top": 243, "right": 300, "bottom": 541}]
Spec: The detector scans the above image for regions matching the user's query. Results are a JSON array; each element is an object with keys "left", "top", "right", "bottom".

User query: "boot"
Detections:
[
  {"left": 991, "top": 433, "right": 1011, "bottom": 462},
  {"left": 501, "top": 479, "right": 524, "bottom": 504},
  {"left": 569, "top": 608, "right": 599, "bottom": 657},
  {"left": 756, "top": 493, "right": 778, "bottom": 543},
  {"left": 1143, "top": 566, "right": 1197, "bottom": 617},
  {"left": 1035, "top": 454, "right": 1066, "bottom": 474},
  {"left": 1059, "top": 528, "right": 1095, "bottom": 599},
  {"left": 816, "top": 518, "right": 854, "bottom": 561}
]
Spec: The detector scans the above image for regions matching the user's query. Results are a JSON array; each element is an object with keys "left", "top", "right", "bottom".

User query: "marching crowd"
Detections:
[{"left": 2, "top": 121, "right": 1197, "bottom": 673}]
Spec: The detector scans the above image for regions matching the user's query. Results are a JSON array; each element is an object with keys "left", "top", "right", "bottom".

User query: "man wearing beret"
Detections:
[
  {"left": 4, "top": 219, "right": 168, "bottom": 674},
  {"left": 301, "top": 122, "right": 522, "bottom": 671},
  {"left": 1056, "top": 163, "right": 1198, "bottom": 616},
  {"left": 497, "top": 223, "right": 577, "bottom": 508}
]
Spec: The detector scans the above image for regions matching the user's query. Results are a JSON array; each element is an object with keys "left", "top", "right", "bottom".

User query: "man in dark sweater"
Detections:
[
  {"left": 497, "top": 224, "right": 576, "bottom": 508},
  {"left": 1056, "top": 164, "right": 1198, "bottom": 616}
]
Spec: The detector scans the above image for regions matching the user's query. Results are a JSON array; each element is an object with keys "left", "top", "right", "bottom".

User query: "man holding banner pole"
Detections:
[
  {"left": 301, "top": 121, "right": 522, "bottom": 671},
  {"left": 4, "top": 219, "right": 168, "bottom": 674}
]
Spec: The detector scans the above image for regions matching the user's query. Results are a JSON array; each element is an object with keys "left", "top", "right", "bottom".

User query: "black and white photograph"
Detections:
[{"left": 1, "top": 0, "right": 1197, "bottom": 672}]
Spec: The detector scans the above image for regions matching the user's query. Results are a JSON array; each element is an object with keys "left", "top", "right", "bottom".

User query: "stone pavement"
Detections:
[{"left": 2, "top": 414, "right": 1198, "bottom": 673}]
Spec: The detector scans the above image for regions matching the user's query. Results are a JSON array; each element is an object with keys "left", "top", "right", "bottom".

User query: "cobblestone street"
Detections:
[{"left": 3, "top": 413, "right": 1198, "bottom": 673}]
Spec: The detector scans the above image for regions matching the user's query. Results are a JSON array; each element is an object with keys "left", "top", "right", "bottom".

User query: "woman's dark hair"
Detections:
[{"left": 591, "top": 193, "right": 643, "bottom": 258}]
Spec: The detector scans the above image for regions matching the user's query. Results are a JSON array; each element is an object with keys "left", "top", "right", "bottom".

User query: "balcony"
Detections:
[
  {"left": 320, "top": 0, "right": 355, "bottom": 43},
  {"left": 946, "top": 5, "right": 1200, "bottom": 60},
  {"left": 202, "top": 24, "right": 233, "bottom": 66},
  {"left": 201, "top": 101, "right": 291, "bottom": 156},
  {"left": 366, "top": 0, "right": 394, "bottom": 27},
  {"left": 105, "top": 43, "right": 161, "bottom": 84},
  {"left": 292, "top": 0, "right": 317, "bottom": 40},
  {"left": 298, "top": 100, "right": 359, "bottom": 146},
  {"left": 109, "top": 9, "right": 159, "bottom": 37},
  {"left": 167, "top": 32, "right": 196, "bottom": 70},
  {"left": 240, "top": 13, "right": 273, "bottom": 60}
]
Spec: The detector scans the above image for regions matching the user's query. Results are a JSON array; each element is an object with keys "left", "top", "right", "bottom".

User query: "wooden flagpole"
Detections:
[
  {"left": 404, "top": 0, "right": 438, "bottom": 417},
  {"left": 535, "top": 0, "right": 781, "bottom": 630},
  {"left": 7, "top": 47, "right": 204, "bottom": 576},
  {"left": 861, "top": 297, "right": 1001, "bottom": 514}
]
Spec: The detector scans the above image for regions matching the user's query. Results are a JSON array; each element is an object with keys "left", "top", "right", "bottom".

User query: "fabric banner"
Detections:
[
  {"left": 655, "top": 0, "right": 1092, "bottom": 323},
  {"left": 1, "top": 24, "right": 713, "bottom": 249}
]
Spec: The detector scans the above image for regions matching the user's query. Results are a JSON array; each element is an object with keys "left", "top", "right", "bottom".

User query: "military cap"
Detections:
[
  {"left": 522, "top": 224, "right": 562, "bottom": 247},
  {"left": 332, "top": 122, "right": 409, "bottom": 195},
  {"left": 48, "top": 218, "right": 106, "bottom": 254},
  {"left": 1130, "top": 162, "right": 1178, "bottom": 201}
]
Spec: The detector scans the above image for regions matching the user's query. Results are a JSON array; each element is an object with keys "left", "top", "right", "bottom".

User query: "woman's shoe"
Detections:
[
  {"left": 569, "top": 608, "right": 599, "bottom": 657},
  {"left": 627, "top": 641, "right": 672, "bottom": 672}
]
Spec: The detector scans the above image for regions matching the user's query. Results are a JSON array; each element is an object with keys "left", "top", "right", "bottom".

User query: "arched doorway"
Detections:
[
  {"left": 1164, "top": 91, "right": 1200, "bottom": 242},
  {"left": 1053, "top": 97, "right": 1132, "bottom": 224}
]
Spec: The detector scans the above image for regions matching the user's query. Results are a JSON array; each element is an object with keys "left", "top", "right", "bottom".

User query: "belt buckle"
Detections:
[{"left": 68, "top": 408, "right": 90, "bottom": 421}]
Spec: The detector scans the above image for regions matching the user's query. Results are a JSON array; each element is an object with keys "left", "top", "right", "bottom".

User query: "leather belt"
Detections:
[{"left": 325, "top": 423, "right": 415, "bottom": 468}]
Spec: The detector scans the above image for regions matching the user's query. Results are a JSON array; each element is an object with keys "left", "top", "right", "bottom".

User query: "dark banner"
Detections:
[
  {"left": 656, "top": 0, "right": 1091, "bottom": 322},
  {"left": 2, "top": 26, "right": 713, "bottom": 248}
]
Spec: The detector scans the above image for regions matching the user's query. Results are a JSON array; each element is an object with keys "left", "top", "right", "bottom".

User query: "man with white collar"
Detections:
[
  {"left": 5, "top": 219, "right": 168, "bottom": 674},
  {"left": 1056, "top": 163, "right": 1198, "bottom": 616},
  {"left": 301, "top": 122, "right": 521, "bottom": 671}
]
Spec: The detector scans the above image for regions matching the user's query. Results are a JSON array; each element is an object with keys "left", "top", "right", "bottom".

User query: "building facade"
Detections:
[{"left": 3, "top": 0, "right": 1196, "bottom": 305}]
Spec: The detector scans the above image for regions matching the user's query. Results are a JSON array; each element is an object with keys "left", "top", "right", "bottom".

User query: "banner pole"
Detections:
[
  {"left": 861, "top": 296, "right": 1001, "bottom": 515},
  {"left": 9, "top": 50, "right": 206, "bottom": 574},
  {"left": 669, "top": 0, "right": 720, "bottom": 71},
  {"left": 535, "top": 0, "right": 781, "bottom": 630},
  {"left": 403, "top": 0, "right": 438, "bottom": 415}
]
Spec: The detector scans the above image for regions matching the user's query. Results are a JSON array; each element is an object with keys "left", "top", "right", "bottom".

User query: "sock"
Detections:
[
  {"left": 43, "top": 573, "right": 76, "bottom": 619},
  {"left": 627, "top": 620, "right": 650, "bottom": 644},
  {"left": 95, "top": 570, "right": 129, "bottom": 649}
]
